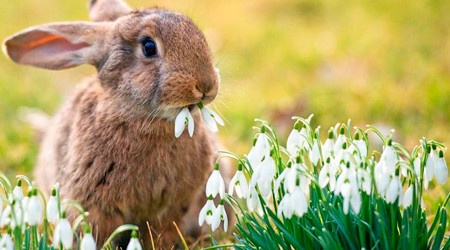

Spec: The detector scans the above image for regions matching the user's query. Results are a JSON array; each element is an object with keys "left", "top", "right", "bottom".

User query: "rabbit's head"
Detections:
[{"left": 3, "top": 0, "right": 219, "bottom": 119}]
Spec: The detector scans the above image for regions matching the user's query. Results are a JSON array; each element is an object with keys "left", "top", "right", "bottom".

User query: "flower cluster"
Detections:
[
  {"left": 174, "top": 102, "right": 224, "bottom": 138},
  {"left": 203, "top": 115, "right": 449, "bottom": 249},
  {"left": 0, "top": 176, "right": 142, "bottom": 250}
]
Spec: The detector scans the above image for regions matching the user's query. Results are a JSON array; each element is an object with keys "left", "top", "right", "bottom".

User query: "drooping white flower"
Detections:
[
  {"left": 333, "top": 128, "right": 347, "bottom": 157},
  {"left": 12, "top": 185, "right": 23, "bottom": 201},
  {"left": 318, "top": 159, "right": 337, "bottom": 191},
  {"left": 435, "top": 150, "right": 448, "bottom": 184},
  {"left": 174, "top": 107, "right": 194, "bottom": 138},
  {"left": 385, "top": 175, "right": 402, "bottom": 204},
  {"left": 198, "top": 198, "right": 216, "bottom": 226},
  {"left": 0, "top": 205, "right": 11, "bottom": 228},
  {"left": 126, "top": 231, "right": 142, "bottom": 250},
  {"left": 357, "top": 167, "right": 372, "bottom": 194},
  {"left": 53, "top": 216, "right": 73, "bottom": 249},
  {"left": 322, "top": 129, "right": 335, "bottom": 161},
  {"left": 247, "top": 132, "right": 271, "bottom": 169},
  {"left": 25, "top": 190, "right": 43, "bottom": 226},
  {"left": 246, "top": 188, "right": 262, "bottom": 214},
  {"left": 278, "top": 185, "right": 308, "bottom": 219},
  {"left": 425, "top": 147, "right": 437, "bottom": 181},
  {"left": 205, "top": 167, "right": 225, "bottom": 199},
  {"left": 335, "top": 164, "right": 361, "bottom": 214},
  {"left": 47, "top": 195, "right": 59, "bottom": 224},
  {"left": 0, "top": 233, "right": 13, "bottom": 250},
  {"left": 80, "top": 232, "right": 96, "bottom": 250},
  {"left": 211, "top": 202, "right": 228, "bottom": 232},
  {"left": 200, "top": 105, "right": 224, "bottom": 133},
  {"left": 256, "top": 155, "right": 276, "bottom": 199},
  {"left": 310, "top": 139, "right": 321, "bottom": 166},
  {"left": 286, "top": 123, "right": 308, "bottom": 157},
  {"left": 402, "top": 185, "right": 414, "bottom": 208},
  {"left": 228, "top": 167, "right": 249, "bottom": 198}
]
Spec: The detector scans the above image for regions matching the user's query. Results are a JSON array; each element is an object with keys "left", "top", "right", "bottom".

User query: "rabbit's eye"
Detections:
[{"left": 140, "top": 37, "right": 157, "bottom": 58}]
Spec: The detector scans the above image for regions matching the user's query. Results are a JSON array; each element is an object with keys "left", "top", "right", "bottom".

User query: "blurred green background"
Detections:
[{"left": 0, "top": 0, "right": 448, "bottom": 210}]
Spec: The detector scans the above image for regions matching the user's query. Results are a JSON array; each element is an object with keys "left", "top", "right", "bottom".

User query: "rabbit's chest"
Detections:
[{"left": 65, "top": 119, "right": 213, "bottom": 218}]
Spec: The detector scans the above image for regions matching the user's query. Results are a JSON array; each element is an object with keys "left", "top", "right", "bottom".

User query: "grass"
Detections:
[{"left": 0, "top": 0, "right": 449, "bottom": 234}]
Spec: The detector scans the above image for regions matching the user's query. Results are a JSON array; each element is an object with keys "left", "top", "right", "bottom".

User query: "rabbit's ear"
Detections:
[
  {"left": 89, "top": 0, "right": 132, "bottom": 22},
  {"left": 3, "top": 22, "right": 109, "bottom": 70}
]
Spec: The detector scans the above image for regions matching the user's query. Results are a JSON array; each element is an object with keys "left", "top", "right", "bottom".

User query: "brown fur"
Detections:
[{"left": 3, "top": 0, "right": 223, "bottom": 248}]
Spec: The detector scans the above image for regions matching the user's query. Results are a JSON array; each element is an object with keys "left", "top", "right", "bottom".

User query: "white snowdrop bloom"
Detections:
[
  {"left": 53, "top": 217, "right": 73, "bottom": 249},
  {"left": 247, "top": 132, "right": 271, "bottom": 169},
  {"left": 290, "top": 186, "right": 309, "bottom": 217},
  {"left": 353, "top": 138, "right": 367, "bottom": 160},
  {"left": 385, "top": 175, "right": 402, "bottom": 204},
  {"left": 198, "top": 198, "right": 216, "bottom": 226},
  {"left": 205, "top": 168, "right": 225, "bottom": 199},
  {"left": 246, "top": 188, "right": 262, "bottom": 214},
  {"left": 211, "top": 203, "right": 228, "bottom": 232},
  {"left": 46, "top": 195, "right": 59, "bottom": 224},
  {"left": 322, "top": 130, "right": 335, "bottom": 161},
  {"left": 374, "top": 171, "right": 390, "bottom": 197},
  {"left": 286, "top": 126, "right": 308, "bottom": 156},
  {"left": 0, "top": 233, "right": 13, "bottom": 250},
  {"left": 335, "top": 164, "right": 361, "bottom": 214},
  {"left": 26, "top": 191, "right": 43, "bottom": 226},
  {"left": 413, "top": 154, "right": 421, "bottom": 177},
  {"left": 380, "top": 143, "right": 398, "bottom": 175},
  {"left": 200, "top": 106, "right": 224, "bottom": 133},
  {"left": 310, "top": 139, "right": 321, "bottom": 166},
  {"left": 126, "top": 231, "right": 142, "bottom": 250},
  {"left": 402, "top": 185, "right": 414, "bottom": 208},
  {"left": 435, "top": 150, "right": 448, "bottom": 184},
  {"left": 12, "top": 185, "right": 23, "bottom": 201},
  {"left": 425, "top": 149, "right": 436, "bottom": 182},
  {"left": 277, "top": 193, "right": 293, "bottom": 218},
  {"left": 0, "top": 205, "right": 11, "bottom": 228},
  {"left": 228, "top": 168, "right": 249, "bottom": 198},
  {"left": 333, "top": 129, "right": 346, "bottom": 157},
  {"left": 257, "top": 156, "right": 276, "bottom": 199},
  {"left": 318, "top": 157, "right": 338, "bottom": 190},
  {"left": 174, "top": 107, "right": 194, "bottom": 138},
  {"left": 80, "top": 232, "right": 96, "bottom": 250},
  {"left": 357, "top": 168, "right": 372, "bottom": 194}
]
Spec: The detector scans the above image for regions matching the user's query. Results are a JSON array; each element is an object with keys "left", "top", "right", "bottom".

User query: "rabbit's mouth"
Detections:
[{"left": 187, "top": 104, "right": 197, "bottom": 112}]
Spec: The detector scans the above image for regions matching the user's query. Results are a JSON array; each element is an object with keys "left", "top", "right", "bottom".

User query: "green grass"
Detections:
[{"left": 0, "top": 0, "right": 448, "bottom": 227}]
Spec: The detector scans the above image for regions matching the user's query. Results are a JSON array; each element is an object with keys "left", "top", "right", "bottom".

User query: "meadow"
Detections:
[{"left": 0, "top": 0, "right": 448, "bottom": 237}]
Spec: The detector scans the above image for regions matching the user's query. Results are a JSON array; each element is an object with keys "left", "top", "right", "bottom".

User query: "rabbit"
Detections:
[{"left": 3, "top": 0, "right": 226, "bottom": 248}]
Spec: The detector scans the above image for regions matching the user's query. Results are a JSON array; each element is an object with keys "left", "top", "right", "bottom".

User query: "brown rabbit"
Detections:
[{"left": 3, "top": 0, "right": 223, "bottom": 248}]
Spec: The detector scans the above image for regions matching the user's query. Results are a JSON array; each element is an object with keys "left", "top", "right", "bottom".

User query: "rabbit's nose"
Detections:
[{"left": 195, "top": 79, "right": 213, "bottom": 95}]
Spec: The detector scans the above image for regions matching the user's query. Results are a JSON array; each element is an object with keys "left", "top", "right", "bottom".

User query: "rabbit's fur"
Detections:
[{"left": 3, "top": 0, "right": 223, "bottom": 248}]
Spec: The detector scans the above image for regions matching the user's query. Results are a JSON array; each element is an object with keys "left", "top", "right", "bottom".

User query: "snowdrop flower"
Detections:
[
  {"left": 198, "top": 103, "right": 224, "bottom": 133},
  {"left": 247, "top": 131, "right": 271, "bottom": 169},
  {"left": 318, "top": 158, "right": 337, "bottom": 191},
  {"left": 286, "top": 123, "right": 308, "bottom": 156},
  {"left": 126, "top": 231, "right": 142, "bottom": 250},
  {"left": 174, "top": 107, "right": 194, "bottom": 138},
  {"left": 322, "top": 129, "right": 335, "bottom": 161},
  {"left": 198, "top": 197, "right": 216, "bottom": 226},
  {"left": 374, "top": 140, "right": 399, "bottom": 195},
  {"left": 246, "top": 188, "right": 262, "bottom": 214},
  {"left": 402, "top": 185, "right": 414, "bottom": 208},
  {"left": 335, "top": 163, "right": 361, "bottom": 214},
  {"left": 351, "top": 133, "right": 367, "bottom": 160},
  {"left": 205, "top": 164, "right": 225, "bottom": 199},
  {"left": 357, "top": 166, "right": 372, "bottom": 194},
  {"left": 12, "top": 181, "right": 23, "bottom": 201},
  {"left": 385, "top": 175, "right": 402, "bottom": 204},
  {"left": 26, "top": 189, "right": 42, "bottom": 226},
  {"left": 310, "top": 138, "right": 321, "bottom": 166},
  {"left": 211, "top": 201, "right": 228, "bottom": 232},
  {"left": 0, "top": 233, "right": 13, "bottom": 250},
  {"left": 425, "top": 146, "right": 438, "bottom": 181},
  {"left": 228, "top": 164, "right": 249, "bottom": 198},
  {"left": 47, "top": 189, "right": 59, "bottom": 224},
  {"left": 0, "top": 205, "right": 11, "bottom": 228},
  {"left": 80, "top": 229, "right": 96, "bottom": 250},
  {"left": 278, "top": 185, "right": 308, "bottom": 219},
  {"left": 435, "top": 150, "right": 448, "bottom": 184},
  {"left": 53, "top": 214, "right": 73, "bottom": 249},
  {"left": 256, "top": 155, "right": 276, "bottom": 199},
  {"left": 333, "top": 127, "right": 346, "bottom": 157}
]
